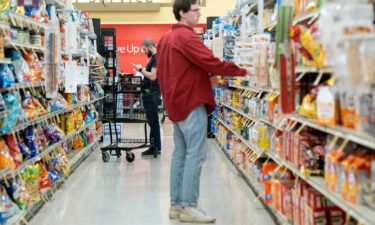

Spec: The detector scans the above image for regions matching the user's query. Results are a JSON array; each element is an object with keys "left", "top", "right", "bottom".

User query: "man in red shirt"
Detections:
[{"left": 157, "top": 0, "right": 251, "bottom": 223}]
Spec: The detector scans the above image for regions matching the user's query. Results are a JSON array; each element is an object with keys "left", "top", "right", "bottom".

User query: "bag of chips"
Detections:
[
  {"left": 25, "top": 126, "right": 38, "bottom": 156},
  {"left": 32, "top": 97, "right": 46, "bottom": 117},
  {"left": 49, "top": 93, "right": 68, "bottom": 112},
  {"left": 22, "top": 165, "right": 41, "bottom": 202},
  {"left": 0, "top": 138, "right": 16, "bottom": 171},
  {"left": 34, "top": 126, "right": 47, "bottom": 153},
  {"left": 22, "top": 92, "right": 39, "bottom": 121},
  {"left": 0, "top": 185, "right": 19, "bottom": 218},
  {"left": 22, "top": 51, "right": 42, "bottom": 82},
  {"left": 0, "top": 64, "right": 15, "bottom": 88},
  {"left": 9, "top": 49, "right": 31, "bottom": 83},
  {"left": 38, "top": 162, "right": 51, "bottom": 189},
  {"left": 65, "top": 112, "right": 75, "bottom": 134},
  {"left": 7, "top": 176, "right": 29, "bottom": 210},
  {"left": 4, "top": 135, "right": 22, "bottom": 168},
  {"left": 44, "top": 123, "right": 65, "bottom": 144},
  {"left": 72, "top": 134, "right": 83, "bottom": 150}
]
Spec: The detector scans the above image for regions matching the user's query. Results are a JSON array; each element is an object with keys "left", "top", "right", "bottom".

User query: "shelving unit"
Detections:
[
  {"left": 228, "top": 83, "right": 280, "bottom": 94},
  {"left": 214, "top": 1, "right": 375, "bottom": 224},
  {"left": 0, "top": 2, "right": 106, "bottom": 224}
]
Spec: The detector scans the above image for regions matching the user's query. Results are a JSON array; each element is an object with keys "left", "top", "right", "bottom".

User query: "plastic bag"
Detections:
[
  {"left": 34, "top": 126, "right": 47, "bottom": 153},
  {"left": 22, "top": 165, "right": 41, "bottom": 202},
  {"left": 49, "top": 93, "right": 68, "bottom": 112},
  {"left": 22, "top": 51, "right": 42, "bottom": 82},
  {"left": 18, "top": 137, "right": 32, "bottom": 159},
  {"left": 38, "top": 162, "right": 51, "bottom": 189},
  {"left": 25, "top": 126, "right": 38, "bottom": 156},
  {"left": 0, "top": 64, "right": 15, "bottom": 88},
  {"left": 22, "top": 92, "right": 39, "bottom": 121},
  {"left": 32, "top": 97, "right": 46, "bottom": 117},
  {"left": 72, "top": 135, "right": 83, "bottom": 150},
  {"left": 7, "top": 177, "right": 29, "bottom": 210},
  {"left": 43, "top": 123, "right": 65, "bottom": 144},
  {"left": 84, "top": 129, "right": 94, "bottom": 144},
  {"left": 0, "top": 93, "right": 5, "bottom": 112},
  {"left": 4, "top": 135, "right": 22, "bottom": 168},
  {"left": 9, "top": 50, "right": 31, "bottom": 83},
  {"left": 65, "top": 112, "right": 75, "bottom": 134},
  {"left": 80, "top": 133, "right": 88, "bottom": 147},
  {"left": 299, "top": 93, "right": 317, "bottom": 119},
  {"left": 0, "top": 185, "right": 19, "bottom": 218},
  {"left": 0, "top": 138, "right": 16, "bottom": 171},
  {"left": 34, "top": 92, "right": 51, "bottom": 114},
  {"left": 0, "top": 92, "right": 21, "bottom": 133}
]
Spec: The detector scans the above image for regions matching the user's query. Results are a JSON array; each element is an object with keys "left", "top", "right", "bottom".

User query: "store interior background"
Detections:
[{"left": 85, "top": 0, "right": 237, "bottom": 73}]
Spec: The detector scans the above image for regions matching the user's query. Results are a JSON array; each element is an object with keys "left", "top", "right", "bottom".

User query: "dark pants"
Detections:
[{"left": 142, "top": 92, "right": 161, "bottom": 151}]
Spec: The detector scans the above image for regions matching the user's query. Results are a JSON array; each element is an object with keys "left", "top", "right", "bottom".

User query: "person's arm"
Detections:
[
  {"left": 178, "top": 34, "right": 250, "bottom": 77},
  {"left": 140, "top": 67, "right": 157, "bottom": 81}
]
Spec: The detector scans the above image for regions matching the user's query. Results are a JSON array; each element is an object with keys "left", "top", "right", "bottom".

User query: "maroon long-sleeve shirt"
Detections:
[{"left": 157, "top": 24, "right": 247, "bottom": 122}]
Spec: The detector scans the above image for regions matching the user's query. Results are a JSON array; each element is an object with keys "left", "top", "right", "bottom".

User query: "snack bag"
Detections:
[
  {"left": 22, "top": 165, "right": 41, "bottom": 202},
  {"left": 4, "top": 135, "right": 22, "bottom": 168},
  {"left": 22, "top": 92, "right": 39, "bottom": 121},
  {"left": 22, "top": 51, "right": 42, "bottom": 82},
  {"left": 9, "top": 49, "right": 31, "bottom": 83},
  {"left": 0, "top": 138, "right": 16, "bottom": 171},
  {"left": 38, "top": 162, "right": 51, "bottom": 189},
  {"left": 7, "top": 176, "right": 30, "bottom": 210},
  {"left": 72, "top": 134, "right": 84, "bottom": 150},
  {"left": 299, "top": 93, "right": 317, "bottom": 119},
  {"left": 80, "top": 133, "right": 88, "bottom": 147},
  {"left": 0, "top": 93, "right": 22, "bottom": 133},
  {"left": 0, "top": 186, "right": 19, "bottom": 218},
  {"left": 65, "top": 112, "right": 75, "bottom": 134},
  {"left": 32, "top": 97, "right": 46, "bottom": 117},
  {"left": 43, "top": 123, "right": 65, "bottom": 144},
  {"left": 49, "top": 93, "right": 68, "bottom": 112},
  {"left": 0, "top": 64, "right": 15, "bottom": 88},
  {"left": 34, "top": 126, "right": 47, "bottom": 153},
  {"left": 84, "top": 129, "right": 94, "bottom": 144},
  {"left": 25, "top": 126, "right": 38, "bottom": 156}
]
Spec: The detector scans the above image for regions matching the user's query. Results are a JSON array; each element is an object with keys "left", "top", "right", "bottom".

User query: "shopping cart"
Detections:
[{"left": 100, "top": 75, "right": 157, "bottom": 162}]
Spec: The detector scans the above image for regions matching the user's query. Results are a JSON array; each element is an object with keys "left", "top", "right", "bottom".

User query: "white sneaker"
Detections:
[
  {"left": 169, "top": 205, "right": 183, "bottom": 219},
  {"left": 179, "top": 206, "right": 216, "bottom": 223}
]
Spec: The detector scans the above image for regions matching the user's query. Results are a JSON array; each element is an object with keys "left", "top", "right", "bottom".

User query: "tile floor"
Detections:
[{"left": 29, "top": 121, "right": 276, "bottom": 225}]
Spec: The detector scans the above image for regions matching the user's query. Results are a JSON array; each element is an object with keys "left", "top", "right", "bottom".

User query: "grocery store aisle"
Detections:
[{"left": 29, "top": 121, "right": 275, "bottom": 225}]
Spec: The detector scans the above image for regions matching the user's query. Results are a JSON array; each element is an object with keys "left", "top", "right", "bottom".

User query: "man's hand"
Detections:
[{"left": 131, "top": 63, "right": 143, "bottom": 72}]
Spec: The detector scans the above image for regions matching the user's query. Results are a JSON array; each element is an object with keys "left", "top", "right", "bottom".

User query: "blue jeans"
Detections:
[
  {"left": 170, "top": 105, "right": 208, "bottom": 207},
  {"left": 142, "top": 92, "right": 161, "bottom": 151}
]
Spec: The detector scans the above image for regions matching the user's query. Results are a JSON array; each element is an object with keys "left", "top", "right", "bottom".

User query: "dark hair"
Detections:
[
  {"left": 142, "top": 39, "right": 156, "bottom": 48},
  {"left": 173, "top": 0, "right": 199, "bottom": 21}
]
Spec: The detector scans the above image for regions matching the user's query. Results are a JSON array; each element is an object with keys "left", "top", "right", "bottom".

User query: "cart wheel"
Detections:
[
  {"left": 102, "top": 152, "right": 110, "bottom": 162},
  {"left": 126, "top": 153, "right": 135, "bottom": 163}
]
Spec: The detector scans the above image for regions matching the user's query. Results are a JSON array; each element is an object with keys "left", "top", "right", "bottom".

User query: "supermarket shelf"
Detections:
[
  {"left": 295, "top": 66, "right": 334, "bottom": 74},
  {"left": 0, "top": 96, "right": 106, "bottom": 136},
  {"left": 288, "top": 114, "right": 375, "bottom": 150},
  {"left": 0, "top": 81, "right": 44, "bottom": 92},
  {"left": 7, "top": 11, "right": 46, "bottom": 33},
  {"left": 214, "top": 139, "right": 291, "bottom": 225},
  {"left": 293, "top": 11, "right": 319, "bottom": 25},
  {"left": 217, "top": 118, "right": 265, "bottom": 156},
  {"left": 266, "top": 151, "right": 375, "bottom": 225},
  {"left": 217, "top": 116, "right": 375, "bottom": 225},
  {"left": 229, "top": 83, "right": 280, "bottom": 94},
  {"left": 4, "top": 39, "right": 45, "bottom": 53},
  {"left": 0, "top": 58, "right": 11, "bottom": 64},
  {"left": 264, "top": 21, "right": 277, "bottom": 31},
  {"left": 219, "top": 101, "right": 284, "bottom": 130},
  {"left": 8, "top": 132, "right": 101, "bottom": 225},
  {"left": 7, "top": 119, "right": 98, "bottom": 179},
  {"left": 0, "top": 21, "right": 10, "bottom": 34}
]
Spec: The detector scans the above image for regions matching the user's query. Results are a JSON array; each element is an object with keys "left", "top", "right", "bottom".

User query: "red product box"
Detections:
[
  {"left": 293, "top": 132, "right": 310, "bottom": 169},
  {"left": 292, "top": 190, "right": 302, "bottom": 225},
  {"left": 308, "top": 191, "right": 326, "bottom": 210},
  {"left": 281, "top": 183, "right": 294, "bottom": 221},
  {"left": 308, "top": 208, "right": 327, "bottom": 225},
  {"left": 284, "top": 131, "right": 293, "bottom": 162},
  {"left": 327, "top": 207, "right": 345, "bottom": 225}
]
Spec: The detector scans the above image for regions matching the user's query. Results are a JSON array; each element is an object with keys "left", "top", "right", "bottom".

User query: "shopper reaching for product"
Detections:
[
  {"left": 157, "top": 0, "right": 252, "bottom": 224},
  {"left": 131, "top": 39, "right": 162, "bottom": 156}
]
